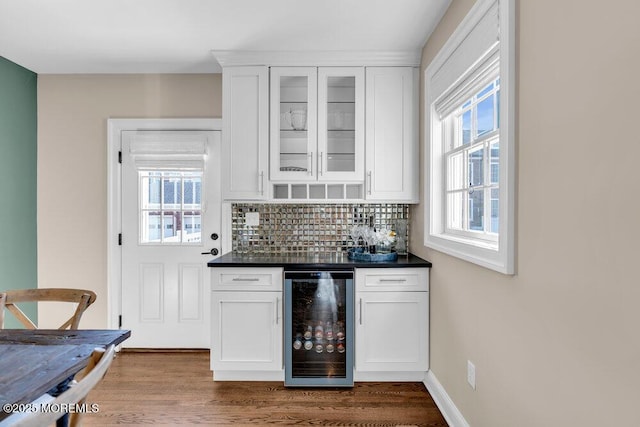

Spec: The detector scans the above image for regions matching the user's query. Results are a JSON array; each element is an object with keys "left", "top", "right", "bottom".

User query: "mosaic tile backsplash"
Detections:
[{"left": 231, "top": 204, "right": 410, "bottom": 255}]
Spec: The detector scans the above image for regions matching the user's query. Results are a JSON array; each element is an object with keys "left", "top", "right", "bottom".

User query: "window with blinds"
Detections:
[{"left": 424, "top": 0, "right": 515, "bottom": 274}]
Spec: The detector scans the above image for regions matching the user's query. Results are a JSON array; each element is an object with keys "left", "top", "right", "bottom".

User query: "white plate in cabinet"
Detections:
[
  {"left": 212, "top": 268, "right": 283, "bottom": 291},
  {"left": 355, "top": 267, "right": 429, "bottom": 292}
]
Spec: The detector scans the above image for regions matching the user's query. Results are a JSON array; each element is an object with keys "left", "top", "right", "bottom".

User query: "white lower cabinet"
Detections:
[
  {"left": 210, "top": 266, "right": 429, "bottom": 382},
  {"left": 210, "top": 268, "right": 283, "bottom": 380},
  {"left": 354, "top": 268, "right": 429, "bottom": 381}
]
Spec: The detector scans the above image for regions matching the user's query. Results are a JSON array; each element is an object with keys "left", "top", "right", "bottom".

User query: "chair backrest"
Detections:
[
  {"left": 0, "top": 288, "right": 97, "bottom": 330},
  {"left": 0, "top": 292, "right": 5, "bottom": 330},
  {"left": 11, "top": 344, "right": 116, "bottom": 427}
]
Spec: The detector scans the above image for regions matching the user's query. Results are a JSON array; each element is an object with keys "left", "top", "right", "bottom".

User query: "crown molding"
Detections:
[{"left": 211, "top": 50, "right": 421, "bottom": 68}]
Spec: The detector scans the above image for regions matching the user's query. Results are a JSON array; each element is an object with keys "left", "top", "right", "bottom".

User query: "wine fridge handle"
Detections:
[{"left": 359, "top": 298, "right": 363, "bottom": 325}]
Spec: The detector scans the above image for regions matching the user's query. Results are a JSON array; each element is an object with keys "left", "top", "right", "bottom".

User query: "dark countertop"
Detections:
[{"left": 207, "top": 252, "right": 432, "bottom": 269}]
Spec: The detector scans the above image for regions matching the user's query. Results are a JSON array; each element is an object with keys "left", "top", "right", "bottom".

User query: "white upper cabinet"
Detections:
[
  {"left": 222, "top": 66, "right": 269, "bottom": 200},
  {"left": 365, "top": 67, "right": 419, "bottom": 202},
  {"left": 216, "top": 50, "right": 420, "bottom": 202},
  {"left": 318, "top": 67, "right": 365, "bottom": 181},
  {"left": 270, "top": 67, "right": 318, "bottom": 181},
  {"left": 270, "top": 67, "right": 365, "bottom": 182}
]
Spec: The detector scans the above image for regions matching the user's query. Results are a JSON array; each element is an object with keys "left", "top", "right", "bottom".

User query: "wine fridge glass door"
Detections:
[{"left": 284, "top": 270, "right": 354, "bottom": 387}]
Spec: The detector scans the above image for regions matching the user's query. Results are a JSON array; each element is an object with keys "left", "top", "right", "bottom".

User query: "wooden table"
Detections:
[{"left": 0, "top": 329, "right": 130, "bottom": 421}]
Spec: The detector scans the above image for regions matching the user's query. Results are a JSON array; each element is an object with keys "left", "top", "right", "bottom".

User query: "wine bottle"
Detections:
[
  {"left": 314, "top": 321, "right": 324, "bottom": 340},
  {"left": 325, "top": 321, "right": 334, "bottom": 341},
  {"left": 336, "top": 321, "right": 345, "bottom": 341},
  {"left": 293, "top": 333, "right": 303, "bottom": 350},
  {"left": 303, "top": 325, "right": 313, "bottom": 340}
]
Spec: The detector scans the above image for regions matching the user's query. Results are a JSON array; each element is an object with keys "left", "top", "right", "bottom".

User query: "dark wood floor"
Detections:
[{"left": 84, "top": 350, "right": 448, "bottom": 426}]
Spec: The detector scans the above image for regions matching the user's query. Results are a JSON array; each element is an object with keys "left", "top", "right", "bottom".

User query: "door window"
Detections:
[{"left": 139, "top": 171, "right": 202, "bottom": 244}]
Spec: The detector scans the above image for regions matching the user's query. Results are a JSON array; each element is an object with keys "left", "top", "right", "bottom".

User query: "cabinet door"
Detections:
[
  {"left": 317, "top": 67, "right": 365, "bottom": 181},
  {"left": 270, "top": 67, "right": 318, "bottom": 181},
  {"left": 365, "top": 67, "right": 419, "bottom": 202},
  {"left": 355, "top": 291, "right": 428, "bottom": 372},
  {"left": 222, "top": 66, "right": 269, "bottom": 200},
  {"left": 211, "top": 291, "right": 282, "bottom": 371}
]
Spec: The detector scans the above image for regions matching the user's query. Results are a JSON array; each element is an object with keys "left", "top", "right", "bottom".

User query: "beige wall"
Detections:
[
  {"left": 411, "top": 0, "right": 640, "bottom": 425},
  {"left": 37, "top": 74, "right": 222, "bottom": 328}
]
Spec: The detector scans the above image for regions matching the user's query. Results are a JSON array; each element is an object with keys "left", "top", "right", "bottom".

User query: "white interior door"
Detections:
[{"left": 121, "top": 130, "right": 221, "bottom": 348}]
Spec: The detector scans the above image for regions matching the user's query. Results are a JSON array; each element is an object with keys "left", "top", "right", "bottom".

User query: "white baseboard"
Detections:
[
  {"left": 213, "top": 370, "right": 284, "bottom": 381},
  {"left": 424, "top": 370, "right": 470, "bottom": 427}
]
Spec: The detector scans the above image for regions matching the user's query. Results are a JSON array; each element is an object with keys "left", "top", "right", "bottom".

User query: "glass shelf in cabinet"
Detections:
[{"left": 280, "top": 129, "right": 308, "bottom": 136}]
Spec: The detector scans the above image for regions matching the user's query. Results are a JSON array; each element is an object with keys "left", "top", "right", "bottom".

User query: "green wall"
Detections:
[{"left": 0, "top": 57, "right": 37, "bottom": 327}]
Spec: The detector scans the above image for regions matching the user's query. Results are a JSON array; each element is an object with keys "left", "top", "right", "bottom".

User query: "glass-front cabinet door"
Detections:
[
  {"left": 270, "top": 67, "right": 318, "bottom": 181},
  {"left": 270, "top": 67, "right": 364, "bottom": 183},
  {"left": 317, "top": 67, "right": 364, "bottom": 181}
]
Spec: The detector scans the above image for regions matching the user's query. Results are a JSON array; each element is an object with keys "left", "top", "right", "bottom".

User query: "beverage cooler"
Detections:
[{"left": 284, "top": 270, "right": 354, "bottom": 387}]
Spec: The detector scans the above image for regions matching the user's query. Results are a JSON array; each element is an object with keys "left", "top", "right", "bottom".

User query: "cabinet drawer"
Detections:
[
  {"left": 212, "top": 267, "right": 283, "bottom": 291},
  {"left": 355, "top": 267, "right": 429, "bottom": 292}
]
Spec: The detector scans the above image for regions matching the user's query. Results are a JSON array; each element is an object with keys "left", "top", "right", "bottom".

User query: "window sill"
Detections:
[{"left": 425, "top": 232, "right": 512, "bottom": 274}]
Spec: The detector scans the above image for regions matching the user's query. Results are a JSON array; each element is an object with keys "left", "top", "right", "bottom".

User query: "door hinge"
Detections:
[
  {"left": 118, "top": 315, "right": 122, "bottom": 328},
  {"left": 118, "top": 151, "right": 122, "bottom": 164},
  {"left": 118, "top": 233, "right": 122, "bottom": 246}
]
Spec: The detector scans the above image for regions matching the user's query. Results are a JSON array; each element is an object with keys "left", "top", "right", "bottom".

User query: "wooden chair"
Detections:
[
  {"left": 0, "top": 288, "right": 97, "bottom": 330},
  {"left": 0, "top": 292, "right": 5, "bottom": 330},
  {"left": 8, "top": 345, "right": 116, "bottom": 427}
]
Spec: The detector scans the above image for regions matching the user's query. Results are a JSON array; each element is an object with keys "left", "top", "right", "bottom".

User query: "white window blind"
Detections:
[
  {"left": 435, "top": 48, "right": 499, "bottom": 119},
  {"left": 429, "top": 0, "right": 499, "bottom": 103},
  {"left": 128, "top": 131, "right": 210, "bottom": 170}
]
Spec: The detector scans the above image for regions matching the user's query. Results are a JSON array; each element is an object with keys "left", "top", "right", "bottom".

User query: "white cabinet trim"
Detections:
[{"left": 212, "top": 50, "right": 421, "bottom": 68}]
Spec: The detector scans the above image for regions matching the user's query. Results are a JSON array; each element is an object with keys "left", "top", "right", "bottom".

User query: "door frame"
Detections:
[{"left": 107, "top": 118, "right": 227, "bottom": 330}]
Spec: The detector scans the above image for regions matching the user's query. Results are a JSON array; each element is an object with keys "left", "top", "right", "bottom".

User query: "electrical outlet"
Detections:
[
  {"left": 467, "top": 360, "right": 476, "bottom": 390},
  {"left": 245, "top": 212, "right": 260, "bottom": 226}
]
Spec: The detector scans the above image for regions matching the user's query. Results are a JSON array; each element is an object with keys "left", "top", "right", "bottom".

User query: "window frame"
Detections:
[
  {"left": 443, "top": 77, "right": 500, "bottom": 242},
  {"left": 424, "top": 0, "right": 515, "bottom": 274}
]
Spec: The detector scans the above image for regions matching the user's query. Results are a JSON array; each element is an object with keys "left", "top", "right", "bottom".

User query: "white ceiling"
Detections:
[{"left": 0, "top": 0, "right": 451, "bottom": 74}]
